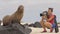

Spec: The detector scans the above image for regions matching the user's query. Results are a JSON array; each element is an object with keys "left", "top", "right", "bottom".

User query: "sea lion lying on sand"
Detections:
[{"left": 3, "top": 5, "right": 24, "bottom": 26}]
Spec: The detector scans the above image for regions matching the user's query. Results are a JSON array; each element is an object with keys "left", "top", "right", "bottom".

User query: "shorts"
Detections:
[{"left": 52, "top": 23, "right": 56, "bottom": 28}]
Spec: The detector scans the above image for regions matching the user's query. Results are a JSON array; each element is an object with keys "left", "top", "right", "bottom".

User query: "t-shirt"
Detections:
[{"left": 48, "top": 14, "right": 54, "bottom": 24}]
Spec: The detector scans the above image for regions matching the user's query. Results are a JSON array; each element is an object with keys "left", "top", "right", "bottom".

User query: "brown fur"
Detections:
[
  {"left": 0, "top": 20, "right": 2, "bottom": 24},
  {"left": 3, "top": 5, "right": 24, "bottom": 26}
]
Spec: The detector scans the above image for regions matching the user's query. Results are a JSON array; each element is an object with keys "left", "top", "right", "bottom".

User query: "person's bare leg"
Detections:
[
  {"left": 44, "top": 22, "right": 53, "bottom": 32},
  {"left": 40, "top": 21, "right": 47, "bottom": 32},
  {"left": 44, "top": 22, "right": 52, "bottom": 28}
]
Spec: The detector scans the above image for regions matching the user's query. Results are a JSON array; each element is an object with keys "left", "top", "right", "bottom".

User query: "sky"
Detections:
[{"left": 0, "top": 0, "right": 60, "bottom": 23}]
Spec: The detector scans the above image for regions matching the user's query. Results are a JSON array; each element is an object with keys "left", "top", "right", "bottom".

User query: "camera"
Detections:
[{"left": 40, "top": 11, "right": 48, "bottom": 17}]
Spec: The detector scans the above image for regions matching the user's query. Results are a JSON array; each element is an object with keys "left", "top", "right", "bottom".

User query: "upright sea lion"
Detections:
[{"left": 3, "top": 5, "right": 24, "bottom": 26}]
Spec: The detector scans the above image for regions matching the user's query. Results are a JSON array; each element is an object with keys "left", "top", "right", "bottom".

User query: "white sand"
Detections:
[{"left": 30, "top": 27, "right": 60, "bottom": 34}]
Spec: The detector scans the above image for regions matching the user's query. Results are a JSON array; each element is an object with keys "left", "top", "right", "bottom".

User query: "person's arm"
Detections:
[{"left": 47, "top": 15, "right": 54, "bottom": 22}]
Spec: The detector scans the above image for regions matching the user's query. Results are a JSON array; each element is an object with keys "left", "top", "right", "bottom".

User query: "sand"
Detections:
[{"left": 30, "top": 27, "right": 60, "bottom": 34}]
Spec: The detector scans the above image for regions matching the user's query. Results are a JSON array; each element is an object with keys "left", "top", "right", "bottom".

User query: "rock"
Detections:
[
  {"left": 28, "top": 22, "right": 42, "bottom": 28},
  {"left": 34, "top": 22, "right": 42, "bottom": 28},
  {"left": 12, "top": 23, "right": 32, "bottom": 34},
  {"left": 28, "top": 24, "right": 34, "bottom": 27},
  {"left": 0, "top": 23, "right": 32, "bottom": 34}
]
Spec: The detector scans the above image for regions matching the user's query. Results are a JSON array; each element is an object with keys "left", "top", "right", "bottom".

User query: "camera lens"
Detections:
[{"left": 40, "top": 13, "right": 43, "bottom": 16}]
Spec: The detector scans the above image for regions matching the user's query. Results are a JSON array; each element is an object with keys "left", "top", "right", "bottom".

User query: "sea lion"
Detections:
[{"left": 3, "top": 5, "right": 24, "bottom": 26}]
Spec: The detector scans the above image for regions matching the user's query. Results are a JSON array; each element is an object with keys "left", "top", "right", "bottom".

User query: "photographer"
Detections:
[{"left": 40, "top": 8, "right": 55, "bottom": 32}]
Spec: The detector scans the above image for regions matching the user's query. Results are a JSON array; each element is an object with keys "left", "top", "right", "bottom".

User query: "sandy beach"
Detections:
[
  {"left": 30, "top": 27, "right": 60, "bottom": 34},
  {"left": 21, "top": 23, "right": 60, "bottom": 34}
]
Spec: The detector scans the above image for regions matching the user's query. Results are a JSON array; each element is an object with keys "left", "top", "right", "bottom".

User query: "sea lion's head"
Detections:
[{"left": 17, "top": 5, "right": 24, "bottom": 13}]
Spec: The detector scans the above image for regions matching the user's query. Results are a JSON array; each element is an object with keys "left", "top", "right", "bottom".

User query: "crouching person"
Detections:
[{"left": 40, "top": 8, "right": 56, "bottom": 32}]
